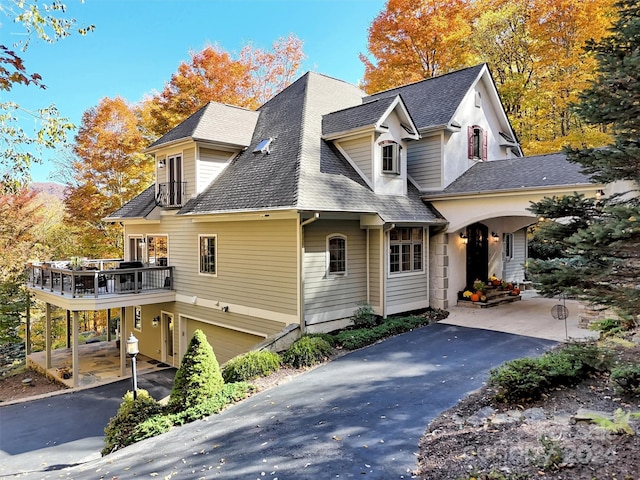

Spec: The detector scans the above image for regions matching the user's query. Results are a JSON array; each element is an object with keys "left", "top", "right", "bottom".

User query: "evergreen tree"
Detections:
[
  {"left": 168, "top": 329, "right": 224, "bottom": 413},
  {"left": 0, "top": 279, "right": 27, "bottom": 344},
  {"left": 529, "top": 0, "right": 640, "bottom": 319}
]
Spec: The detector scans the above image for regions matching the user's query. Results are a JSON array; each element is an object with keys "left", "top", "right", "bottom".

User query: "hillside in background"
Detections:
[{"left": 30, "top": 182, "right": 65, "bottom": 200}]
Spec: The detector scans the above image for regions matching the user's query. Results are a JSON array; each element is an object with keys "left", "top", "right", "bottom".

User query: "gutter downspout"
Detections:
[{"left": 299, "top": 213, "right": 320, "bottom": 335}]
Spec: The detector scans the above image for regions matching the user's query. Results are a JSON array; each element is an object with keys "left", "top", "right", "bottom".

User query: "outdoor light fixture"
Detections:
[
  {"left": 126, "top": 333, "right": 139, "bottom": 400},
  {"left": 491, "top": 232, "right": 500, "bottom": 240},
  {"left": 459, "top": 232, "right": 468, "bottom": 244},
  {"left": 596, "top": 189, "right": 605, "bottom": 201},
  {"left": 152, "top": 316, "right": 160, "bottom": 327}
]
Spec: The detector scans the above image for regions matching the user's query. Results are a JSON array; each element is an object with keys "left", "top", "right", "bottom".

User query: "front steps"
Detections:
[{"left": 457, "top": 287, "right": 522, "bottom": 309}]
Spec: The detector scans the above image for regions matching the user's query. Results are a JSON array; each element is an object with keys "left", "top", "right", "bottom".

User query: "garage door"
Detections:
[{"left": 185, "top": 318, "right": 264, "bottom": 364}]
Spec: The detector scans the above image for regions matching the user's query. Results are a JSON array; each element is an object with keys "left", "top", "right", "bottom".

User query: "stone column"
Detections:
[{"left": 429, "top": 232, "right": 449, "bottom": 310}]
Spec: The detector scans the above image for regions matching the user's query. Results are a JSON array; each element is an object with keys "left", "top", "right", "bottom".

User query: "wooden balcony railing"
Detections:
[{"left": 25, "top": 260, "right": 174, "bottom": 299}]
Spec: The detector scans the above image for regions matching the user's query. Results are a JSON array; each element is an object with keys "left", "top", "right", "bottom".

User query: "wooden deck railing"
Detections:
[{"left": 26, "top": 262, "right": 174, "bottom": 299}]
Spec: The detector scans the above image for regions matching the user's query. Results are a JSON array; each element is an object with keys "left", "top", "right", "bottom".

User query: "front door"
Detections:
[
  {"left": 162, "top": 312, "right": 174, "bottom": 365},
  {"left": 466, "top": 222, "right": 489, "bottom": 288}
]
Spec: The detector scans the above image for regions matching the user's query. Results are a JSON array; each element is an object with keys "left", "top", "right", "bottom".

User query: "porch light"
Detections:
[
  {"left": 491, "top": 232, "right": 500, "bottom": 241},
  {"left": 126, "top": 333, "right": 139, "bottom": 400},
  {"left": 152, "top": 316, "right": 160, "bottom": 327},
  {"left": 459, "top": 232, "right": 468, "bottom": 244},
  {"left": 596, "top": 189, "right": 605, "bottom": 201}
]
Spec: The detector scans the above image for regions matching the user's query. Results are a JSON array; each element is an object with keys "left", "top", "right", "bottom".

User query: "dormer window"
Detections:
[
  {"left": 380, "top": 140, "right": 400, "bottom": 174},
  {"left": 468, "top": 125, "right": 487, "bottom": 161}
]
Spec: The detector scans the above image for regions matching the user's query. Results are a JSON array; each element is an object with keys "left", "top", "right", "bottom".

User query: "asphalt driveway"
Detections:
[{"left": 1, "top": 324, "right": 556, "bottom": 479}]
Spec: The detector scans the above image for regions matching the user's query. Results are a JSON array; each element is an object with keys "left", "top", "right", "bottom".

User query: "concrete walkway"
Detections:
[{"left": 441, "top": 290, "right": 599, "bottom": 342}]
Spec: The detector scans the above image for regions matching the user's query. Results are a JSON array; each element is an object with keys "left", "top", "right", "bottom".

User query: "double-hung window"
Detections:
[
  {"left": 327, "top": 235, "right": 347, "bottom": 275},
  {"left": 199, "top": 235, "right": 217, "bottom": 275},
  {"left": 381, "top": 141, "right": 400, "bottom": 174},
  {"left": 389, "top": 227, "right": 423, "bottom": 274}
]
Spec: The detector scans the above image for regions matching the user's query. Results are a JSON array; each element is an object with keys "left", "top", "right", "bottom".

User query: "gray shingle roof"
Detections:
[
  {"left": 322, "top": 96, "right": 397, "bottom": 136},
  {"left": 423, "top": 153, "right": 593, "bottom": 197},
  {"left": 178, "top": 72, "right": 443, "bottom": 223},
  {"left": 147, "top": 102, "right": 259, "bottom": 150},
  {"left": 104, "top": 185, "right": 156, "bottom": 220},
  {"left": 366, "top": 64, "right": 485, "bottom": 131}
]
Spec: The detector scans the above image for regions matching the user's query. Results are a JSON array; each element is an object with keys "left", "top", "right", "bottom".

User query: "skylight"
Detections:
[{"left": 253, "top": 138, "right": 273, "bottom": 154}]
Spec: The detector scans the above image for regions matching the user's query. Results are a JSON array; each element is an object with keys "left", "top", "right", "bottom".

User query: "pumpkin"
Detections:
[
  {"left": 480, "top": 295, "right": 487, "bottom": 302},
  {"left": 470, "top": 293, "right": 480, "bottom": 302},
  {"left": 491, "top": 279, "right": 500, "bottom": 286},
  {"left": 507, "top": 283, "right": 514, "bottom": 290},
  {"left": 511, "top": 288, "right": 521, "bottom": 296}
]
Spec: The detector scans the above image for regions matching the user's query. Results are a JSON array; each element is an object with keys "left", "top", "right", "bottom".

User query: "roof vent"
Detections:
[{"left": 253, "top": 138, "right": 273, "bottom": 154}]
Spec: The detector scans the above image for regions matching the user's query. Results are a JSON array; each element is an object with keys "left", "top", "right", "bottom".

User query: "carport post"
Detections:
[
  {"left": 120, "top": 306, "right": 127, "bottom": 377},
  {"left": 72, "top": 311, "right": 79, "bottom": 387},
  {"left": 45, "top": 303, "right": 51, "bottom": 369}
]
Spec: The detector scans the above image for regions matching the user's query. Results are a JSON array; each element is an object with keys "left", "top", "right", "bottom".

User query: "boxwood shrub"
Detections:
[
  {"left": 282, "top": 336, "right": 333, "bottom": 368},
  {"left": 222, "top": 350, "right": 282, "bottom": 383}
]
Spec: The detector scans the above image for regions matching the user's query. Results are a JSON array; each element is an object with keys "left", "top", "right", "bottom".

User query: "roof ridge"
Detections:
[{"left": 367, "top": 63, "right": 486, "bottom": 97}]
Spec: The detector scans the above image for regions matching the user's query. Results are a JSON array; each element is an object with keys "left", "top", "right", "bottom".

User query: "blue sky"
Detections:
[{"left": 8, "top": 0, "right": 386, "bottom": 183}]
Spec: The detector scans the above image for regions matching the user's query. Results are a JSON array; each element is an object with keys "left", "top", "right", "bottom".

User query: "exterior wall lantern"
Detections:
[{"left": 459, "top": 232, "right": 468, "bottom": 244}]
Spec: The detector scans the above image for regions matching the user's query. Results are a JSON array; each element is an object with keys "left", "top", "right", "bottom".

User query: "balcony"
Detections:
[
  {"left": 156, "top": 182, "right": 186, "bottom": 208},
  {"left": 25, "top": 259, "right": 175, "bottom": 310}
]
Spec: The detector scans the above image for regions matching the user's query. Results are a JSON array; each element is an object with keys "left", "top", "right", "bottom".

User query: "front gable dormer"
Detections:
[
  {"left": 145, "top": 102, "right": 259, "bottom": 207},
  {"left": 322, "top": 95, "right": 419, "bottom": 196}
]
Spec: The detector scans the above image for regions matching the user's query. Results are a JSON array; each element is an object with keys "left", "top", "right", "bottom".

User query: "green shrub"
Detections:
[
  {"left": 334, "top": 328, "right": 379, "bottom": 350},
  {"left": 222, "top": 350, "right": 281, "bottom": 383},
  {"left": 171, "top": 382, "right": 251, "bottom": 424},
  {"left": 610, "top": 364, "right": 640, "bottom": 396},
  {"left": 489, "top": 343, "right": 613, "bottom": 403},
  {"left": 590, "top": 318, "right": 625, "bottom": 337},
  {"left": 307, "top": 332, "right": 337, "bottom": 347},
  {"left": 352, "top": 302, "right": 378, "bottom": 328},
  {"left": 102, "top": 389, "right": 162, "bottom": 455},
  {"left": 489, "top": 357, "right": 550, "bottom": 402},
  {"left": 334, "top": 315, "right": 428, "bottom": 350},
  {"left": 560, "top": 342, "right": 613, "bottom": 373},
  {"left": 168, "top": 329, "right": 224, "bottom": 413},
  {"left": 117, "top": 383, "right": 252, "bottom": 447},
  {"left": 282, "top": 336, "right": 333, "bottom": 368}
]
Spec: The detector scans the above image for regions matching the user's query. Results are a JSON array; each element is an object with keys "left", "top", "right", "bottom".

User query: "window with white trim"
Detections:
[
  {"left": 389, "top": 227, "right": 423, "bottom": 273},
  {"left": 327, "top": 234, "right": 347, "bottom": 275},
  {"left": 468, "top": 125, "right": 487, "bottom": 161},
  {"left": 199, "top": 235, "right": 217, "bottom": 275},
  {"left": 503, "top": 233, "right": 514, "bottom": 260},
  {"left": 381, "top": 142, "right": 400, "bottom": 174}
]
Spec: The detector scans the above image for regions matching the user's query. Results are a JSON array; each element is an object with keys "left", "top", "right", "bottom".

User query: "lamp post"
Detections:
[{"left": 126, "top": 333, "right": 139, "bottom": 400}]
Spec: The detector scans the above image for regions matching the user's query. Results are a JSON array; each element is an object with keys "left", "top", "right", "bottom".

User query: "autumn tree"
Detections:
[
  {"left": 0, "top": 189, "right": 44, "bottom": 342},
  {"left": 528, "top": 0, "right": 640, "bottom": 319},
  {"left": 0, "top": 0, "right": 93, "bottom": 190},
  {"left": 360, "top": 0, "right": 473, "bottom": 92},
  {"left": 141, "top": 35, "right": 305, "bottom": 139},
  {"left": 361, "top": 0, "right": 616, "bottom": 155},
  {"left": 65, "top": 97, "right": 152, "bottom": 258}
]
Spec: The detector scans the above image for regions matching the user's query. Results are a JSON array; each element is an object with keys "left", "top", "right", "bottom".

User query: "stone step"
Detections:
[{"left": 457, "top": 294, "right": 522, "bottom": 309}]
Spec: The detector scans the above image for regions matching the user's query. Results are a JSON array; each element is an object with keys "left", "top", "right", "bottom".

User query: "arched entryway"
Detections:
[{"left": 466, "top": 222, "right": 488, "bottom": 287}]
